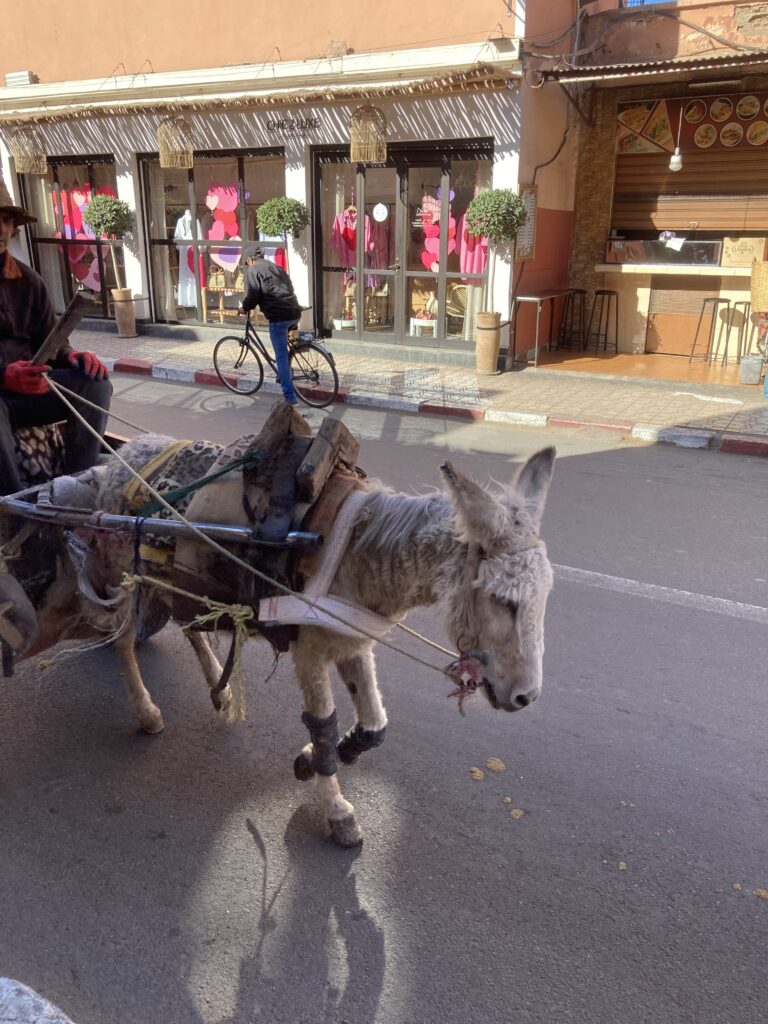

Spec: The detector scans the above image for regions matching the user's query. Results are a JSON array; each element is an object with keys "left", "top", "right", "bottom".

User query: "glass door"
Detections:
[
  {"left": 315, "top": 147, "right": 491, "bottom": 346},
  {"left": 361, "top": 166, "right": 400, "bottom": 336},
  {"left": 404, "top": 162, "right": 446, "bottom": 346}
]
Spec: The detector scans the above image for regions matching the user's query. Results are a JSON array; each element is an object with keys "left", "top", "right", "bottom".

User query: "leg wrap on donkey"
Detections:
[
  {"left": 337, "top": 723, "right": 387, "bottom": 765},
  {"left": 301, "top": 709, "right": 339, "bottom": 776}
]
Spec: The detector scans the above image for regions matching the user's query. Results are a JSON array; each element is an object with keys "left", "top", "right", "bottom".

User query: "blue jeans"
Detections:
[{"left": 268, "top": 320, "right": 298, "bottom": 402}]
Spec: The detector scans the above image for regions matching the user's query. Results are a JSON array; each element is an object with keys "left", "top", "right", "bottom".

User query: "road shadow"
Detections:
[{"left": 212, "top": 811, "right": 384, "bottom": 1024}]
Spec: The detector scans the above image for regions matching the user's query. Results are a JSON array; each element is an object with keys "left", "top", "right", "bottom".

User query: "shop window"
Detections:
[
  {"left": 20, "top": 157, "right": 120, "bottom": 317},
  {"left": 142, "top": 151, "right": 285, "bottom": 324}
]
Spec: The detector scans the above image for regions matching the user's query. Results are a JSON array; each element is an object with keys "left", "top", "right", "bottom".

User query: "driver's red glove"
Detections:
[
  {"left": 67, "top": 350, "right": 109, "bottom": 380},
  {"left": 2, "top": 360, "right": 49, "bottom": 395}
]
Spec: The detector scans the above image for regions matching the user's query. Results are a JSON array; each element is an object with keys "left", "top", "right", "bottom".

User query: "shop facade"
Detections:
[
  {"left": 0, "top": 43, "right": 523, "bottom": 352},
  {"left": 559, "top": 60, "right": 768, "bottom": 372}
]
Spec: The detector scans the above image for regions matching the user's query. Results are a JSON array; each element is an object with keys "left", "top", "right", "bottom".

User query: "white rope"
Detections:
[
  {"left": 52, "top": 380, "right": 151, "bottom": 435},
  {"left": 44, "top": 377, "right": 454, "bottom": 677}
]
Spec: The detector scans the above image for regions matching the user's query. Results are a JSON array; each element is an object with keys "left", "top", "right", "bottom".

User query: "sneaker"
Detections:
[{"left": 284, "top": 396, "right": 298, "bottom": 406}]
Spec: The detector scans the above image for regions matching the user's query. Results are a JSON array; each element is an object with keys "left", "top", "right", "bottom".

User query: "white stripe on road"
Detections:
[{"left": 553, "top": 565, "right": 768, "bottom": 625}]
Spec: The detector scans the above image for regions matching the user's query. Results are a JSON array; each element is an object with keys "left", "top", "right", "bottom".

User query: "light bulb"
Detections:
[{"left": 669, "top": 148, "right": 683, "bottom": 172}]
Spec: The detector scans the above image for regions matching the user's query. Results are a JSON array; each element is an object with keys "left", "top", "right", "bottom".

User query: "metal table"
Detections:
[{"left": 506, "top": 288, "right": 572, "bottom": 369}]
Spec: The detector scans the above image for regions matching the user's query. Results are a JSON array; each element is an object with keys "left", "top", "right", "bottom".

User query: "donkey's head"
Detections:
[{"left": 440, "top": 447, "right": 556, "bottom": 713}]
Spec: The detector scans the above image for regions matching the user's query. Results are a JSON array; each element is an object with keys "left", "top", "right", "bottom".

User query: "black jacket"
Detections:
[
  {"left": 0, "top": 253, "right": 62, "bottom": 374},
  {"left": 241, "top": 258, "right": 301, "bottom": 323}
]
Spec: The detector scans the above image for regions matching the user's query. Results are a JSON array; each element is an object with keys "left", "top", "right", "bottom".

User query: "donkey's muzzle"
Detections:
[{"left": 483, "top": 680, "right": 537, "bottom": 713}]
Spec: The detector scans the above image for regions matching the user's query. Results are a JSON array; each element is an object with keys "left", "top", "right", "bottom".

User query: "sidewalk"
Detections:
[{"left": 73, "top": 327, "right": 768, "bottom": 458}]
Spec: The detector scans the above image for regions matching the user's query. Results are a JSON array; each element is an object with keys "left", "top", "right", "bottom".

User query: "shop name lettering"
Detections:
[{"left": 267, "top": 116, "right": 321, "bottom": 133}]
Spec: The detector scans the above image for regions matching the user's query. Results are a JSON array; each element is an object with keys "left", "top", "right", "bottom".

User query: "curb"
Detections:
[{"left": 106, "top": 361, "right": 768, "bottom": 457}]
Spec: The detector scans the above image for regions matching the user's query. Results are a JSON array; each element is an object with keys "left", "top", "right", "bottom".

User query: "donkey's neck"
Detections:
[{"left": 334, "top": 490, "right": 463, "bottom": 619}]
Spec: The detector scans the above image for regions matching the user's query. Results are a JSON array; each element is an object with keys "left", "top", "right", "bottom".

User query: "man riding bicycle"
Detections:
[{"left": 239, "top": 244, "right": 301, "bottom": 406}]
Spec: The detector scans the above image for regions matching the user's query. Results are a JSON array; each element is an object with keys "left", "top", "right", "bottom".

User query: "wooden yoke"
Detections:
[{"left": 293, "top": 417, "right": 361, "bottom": 527}]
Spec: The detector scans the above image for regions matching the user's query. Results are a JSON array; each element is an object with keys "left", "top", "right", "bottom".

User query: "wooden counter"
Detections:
[{"left": 594, "top": 264, "right": 752, "bottom": 357}]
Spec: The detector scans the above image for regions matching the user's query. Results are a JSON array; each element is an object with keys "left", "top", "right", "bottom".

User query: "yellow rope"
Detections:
[{"left": 121, "top": 571, "right": 254, "bottom": 722}]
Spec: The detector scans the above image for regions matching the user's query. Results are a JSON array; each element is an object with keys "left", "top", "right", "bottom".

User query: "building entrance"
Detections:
[{"left": 314, "top": 143, "right": 492, "bottom": 347}]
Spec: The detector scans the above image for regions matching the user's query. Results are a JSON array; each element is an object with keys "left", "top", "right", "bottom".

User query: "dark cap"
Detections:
[{"left": 242, "top": 243, "right": 263, "bottom": 261}]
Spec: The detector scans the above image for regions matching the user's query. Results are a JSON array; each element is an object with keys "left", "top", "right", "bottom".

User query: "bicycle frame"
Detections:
[{"left": 242, "top": 314, "right": 279, "bottom": 373}]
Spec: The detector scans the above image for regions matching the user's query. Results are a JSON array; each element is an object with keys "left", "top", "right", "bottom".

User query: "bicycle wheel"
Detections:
[
  {"left": 289, "top": 343, "right": 339, "bottom": 408},
  {"left": 213, "top": 336, "right": 264, "bottom": 395}
]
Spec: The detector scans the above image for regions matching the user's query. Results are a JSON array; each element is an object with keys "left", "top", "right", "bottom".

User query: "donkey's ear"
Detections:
[
  {"left": 513, "top": 447, "right": 556, "bottom": 523},
  {"left": 440, "top": 461, "right": 508, "bottom": 550}
]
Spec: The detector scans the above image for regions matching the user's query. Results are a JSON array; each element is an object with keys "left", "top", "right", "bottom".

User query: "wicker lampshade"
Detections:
[
  {"left": 10, "top": 128, "right": 47, "bottom": 175},
  {"left": 157, "top": 115, "right": 195, "bottom": 169},
  {"left": 350, "top": 105, "right": 387, "bottom": 164}
]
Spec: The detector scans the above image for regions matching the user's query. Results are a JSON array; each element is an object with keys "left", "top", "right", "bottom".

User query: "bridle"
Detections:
[{"left": 446, "top": 539, "right": 544, "bottom": 711}]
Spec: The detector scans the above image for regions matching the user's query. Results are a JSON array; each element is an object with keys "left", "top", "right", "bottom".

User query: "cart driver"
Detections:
[{"left": 0, "top": 176, "right": 112, "bottom": 495}]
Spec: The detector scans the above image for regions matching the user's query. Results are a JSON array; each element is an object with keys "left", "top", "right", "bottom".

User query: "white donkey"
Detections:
[{"left": 20, "top": 435, "right": 556, "bottom": 847}]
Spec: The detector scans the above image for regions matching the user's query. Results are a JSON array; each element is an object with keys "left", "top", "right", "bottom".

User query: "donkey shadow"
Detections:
[{"left": 214, "top": 810, "right": 385, "bottom": 1024}]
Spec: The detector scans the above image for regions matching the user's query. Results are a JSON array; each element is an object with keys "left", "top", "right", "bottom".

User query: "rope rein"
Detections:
[{"left": 44, "top": 379, "right": 464, "bottom": 682}]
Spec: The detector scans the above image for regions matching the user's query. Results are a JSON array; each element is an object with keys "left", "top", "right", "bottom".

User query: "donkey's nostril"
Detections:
[{"left": 515, "top": 694, "right": 531, "bottom": 708}]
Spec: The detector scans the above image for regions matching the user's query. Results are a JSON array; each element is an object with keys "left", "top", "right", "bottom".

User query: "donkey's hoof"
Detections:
[
  {"left": 210, "top": 686, "right": 232, "bottom": 713},
  {"left": 329, "top": 814, "right": 363, "bottom": 848},
  {"left": 293, "top": 752, "right": 315, "bottom": 781},
  {"left": 140, "top": 708, "right": 165, "bottom": 734}
]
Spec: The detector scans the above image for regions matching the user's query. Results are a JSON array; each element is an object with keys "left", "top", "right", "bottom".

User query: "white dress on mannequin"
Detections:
[{"left": 174, "top": 210, "right": 202, "bottom": 306}]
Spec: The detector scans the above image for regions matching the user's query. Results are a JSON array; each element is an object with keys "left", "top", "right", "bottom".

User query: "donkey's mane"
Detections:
[{"left": 353, "top": 485, "right": 451, "bottom": 559}]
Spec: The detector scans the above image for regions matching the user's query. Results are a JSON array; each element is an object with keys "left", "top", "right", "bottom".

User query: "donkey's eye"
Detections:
[{"left": 493, "top": 596, "right": 518, "bottom": 617}]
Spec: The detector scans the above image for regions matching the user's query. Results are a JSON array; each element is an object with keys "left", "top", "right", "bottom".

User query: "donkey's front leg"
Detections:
[
  {"left": 114, "top": 629, "right": 164, "bottom": 734},
  {"left": 185, "top": 630, "right": 233, "bottom": 718},
  {"left": 292, "top": 640, "right": 363, "bottom": 848},
  {"left": 336, "top": 646, "right": 388, "bottom": 765}
]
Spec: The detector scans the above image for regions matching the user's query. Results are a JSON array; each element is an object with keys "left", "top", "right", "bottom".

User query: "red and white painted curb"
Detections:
[{"left": 104, "top": 358, "right": 768, "bottom": 458}]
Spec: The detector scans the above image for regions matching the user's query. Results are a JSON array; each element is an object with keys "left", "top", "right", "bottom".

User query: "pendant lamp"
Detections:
[
  {"left": 10, "top": 127, "right": 47, "bottom": 175},
  {"left": 350, "top": 105, "right": 387, "bottom": 164},
  {"left": 157, "top": 115, "right": 195, "bottom": 169}
]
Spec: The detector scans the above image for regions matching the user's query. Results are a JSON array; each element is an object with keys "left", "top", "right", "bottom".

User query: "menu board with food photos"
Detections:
[{"left": 616, "top": 94, "right": 768, "bottom": 154}]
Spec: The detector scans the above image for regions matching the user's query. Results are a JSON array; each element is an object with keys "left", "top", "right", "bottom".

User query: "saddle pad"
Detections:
[{"left": 14, "top": 424, "right": 66, "bottom": 487}]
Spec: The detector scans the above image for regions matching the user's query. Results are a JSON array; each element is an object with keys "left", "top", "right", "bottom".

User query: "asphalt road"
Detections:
[{"left": 1, "top": 379, "right": 767, "bottom": 1024}]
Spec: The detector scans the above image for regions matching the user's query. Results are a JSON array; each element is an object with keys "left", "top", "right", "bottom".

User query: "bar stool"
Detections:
[
  {"left": 688, "top": 297, "right": 730, "bottom": 363},
  {"left": 585, "top": 289, "right": 619, "bottom": 353},
  {"left": 730, "top": 300, "right": 755, "bottom": 362},
  {"left": 557, "top": 288, "right": 586, "bottom": 350}
]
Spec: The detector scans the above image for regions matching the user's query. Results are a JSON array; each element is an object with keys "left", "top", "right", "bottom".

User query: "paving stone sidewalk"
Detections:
[{"left": 73, "top": 328, "right": 768, "bottom": 456}]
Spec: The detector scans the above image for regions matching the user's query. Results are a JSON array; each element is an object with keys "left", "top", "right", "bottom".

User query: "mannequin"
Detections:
[{"left": 174, "top": 209, "right": 202, "bottom": 306}]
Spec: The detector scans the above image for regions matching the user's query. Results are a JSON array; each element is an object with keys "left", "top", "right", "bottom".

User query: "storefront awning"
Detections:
[
  {"left": 0, "top": 41, "right": 520, "bottom": 127},
  {"left": 541, "top": 50, "right": 768, "bottom": 86}
]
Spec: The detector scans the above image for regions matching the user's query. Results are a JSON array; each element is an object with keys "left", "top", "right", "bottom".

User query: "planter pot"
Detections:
[
  {"left": 111, "top": 287, "right": 137, "bottom": 338},
  {"left": 475, "top": 311, "right": 501, "bottom": 375},
  {"left": 739, "top": 353, "right": 764, "bottom": 385}
]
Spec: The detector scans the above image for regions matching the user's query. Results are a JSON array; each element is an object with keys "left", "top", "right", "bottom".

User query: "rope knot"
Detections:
[{"left": 444, "top": 654, "right": 485, "bottom": 715}]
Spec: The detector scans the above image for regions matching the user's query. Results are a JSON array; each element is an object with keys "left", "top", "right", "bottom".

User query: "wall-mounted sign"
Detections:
[
  {"left": 617, "top": 94, "right": 768, "bottom": 155},
  {"left": 515, "top": 185, "right": 537, "bottom": 262},
  {"left": 266, "top": 115, "right": 321, "bottom": 134}
]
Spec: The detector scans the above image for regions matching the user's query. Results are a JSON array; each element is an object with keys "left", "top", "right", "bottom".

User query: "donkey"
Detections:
[{"left": 20, "top": 431, "right": 556, "bottom": 847}]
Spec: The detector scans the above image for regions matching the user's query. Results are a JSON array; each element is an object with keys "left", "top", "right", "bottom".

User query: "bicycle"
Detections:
[{"left": 213, "top": 311, "right": 339, "bottom": 409}]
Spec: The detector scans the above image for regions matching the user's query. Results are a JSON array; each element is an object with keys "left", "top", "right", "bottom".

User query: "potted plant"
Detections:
[
  {"left": 465, "top": 188, "right": 526, "bottom": 374},
  {"left": 256, "top": 197, "right": 310, "bottom": 270},
  {"left": 82, "top": 194, "right": 137, "bottom": 337}
]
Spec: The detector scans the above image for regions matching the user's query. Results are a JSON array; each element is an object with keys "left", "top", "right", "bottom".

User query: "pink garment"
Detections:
[
  {"left": 370, "top": 219, "right": 391, "bottom": 269},
  {"left": 330, "top": 209, "right": 373, "bottom": 266},
  {"left": 457, "top": 214, "right": 489, "bottom": 275}
]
